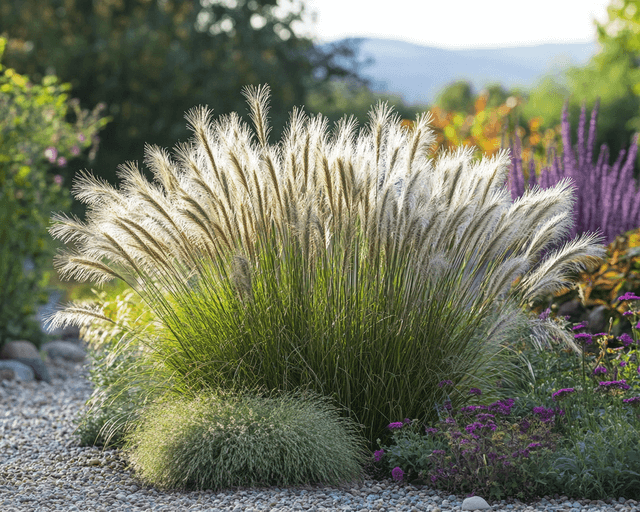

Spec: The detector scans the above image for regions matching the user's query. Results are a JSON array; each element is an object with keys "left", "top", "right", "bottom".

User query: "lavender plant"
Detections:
[
  {"left": 507, "top": 100, "right": 640, "bottom": 244},
  {"left": 47, "top": 85, "right": 605, "bottom": 451}
]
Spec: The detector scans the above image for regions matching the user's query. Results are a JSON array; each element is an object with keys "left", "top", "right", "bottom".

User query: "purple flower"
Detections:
[
  {"left": 620, "top": 361, "right": 628, "bottom": 367},
  {"left": 519, "top": 419, "right": 530, "bottom": 433},
  {"left": 527, "top": 442, "right": 542, "bottom": 449},
  {"left": 425, "top": 427, "right": 439, "bottom": 435},
  {"left": 574, "top": 333, "right": 593, "bottom": 344},
  {"left": 53, "top": 174, "right": 63, "bottom": 185},
  {"left": 71, "top": 145, "right": 81, "bottom": 156},
  {"left": 78, "top": 133, "right": 87, "bottom": 142},
  {"left": 388, "top": 422, "right": 404, "bottom": 430},
  {"left": 476, "top": 413, "right": 496, "bottom": 422},
  {"left": 488, "top": 398, "right": 514, "bottom": 415},
  {"left": 552, "top": 388, "right": 576, "bottom": 401},
  {"left": 391, "top": 466, "right": 404, "bottom": 481},
  {"left": 403, "top": 418, "right": 412, "bottom": 424},
  {"left": 593, "top": 366, "right": 607, "bottom": 375},
  {"left": 444, "top": 417, "right": 456, "bottom": 425},
  {"left": 532, "top": 406, "right": 558, "bottom": 422},
  {"left": 431, "top": 449, "right": 446, "bottom": 456},
  {"left": 598, "top": 379, "right": 631, "bottom": 391},
  {"left": 44, "top": 146, "right": 57, "bottom": 163},
  {"left": 443, "top": 400, "right": 452, "bottom": 411},
  {"left": 572, "top": 321, "right": 588, "bottom": 331},
  {"left": 438, "top": 380, "right": 454, "bottom": 388},
  {"left": 373, "top": 449, "right": 384, "bottom": 462},
  {"left": 618, "top": 292, "right": 640, "bottom": 302},
  {"left": 623, "top": 397, "right": 640, "bottom": 407},
  {"left": 539, "top": 308, "right": 551, "bottom": 320},
  {"left": 618, "top": 333, "right": 634, "bottom": 347},
  {"left": 636, "top": 321, "right": 640, "bottom": 330},
  {"left": 623, "top": 311, "right": 634, "bottom": 316},
  {"left": 57, "top": 156, "right": 67, "bottom": 167},
  {"left": 469, "top": 388, "right": 482, "bottom": 396}
]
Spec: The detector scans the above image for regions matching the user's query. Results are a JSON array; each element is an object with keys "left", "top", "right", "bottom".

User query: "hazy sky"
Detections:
[{"left": 301, "top": 0, "right": 612, "bottom": 49}]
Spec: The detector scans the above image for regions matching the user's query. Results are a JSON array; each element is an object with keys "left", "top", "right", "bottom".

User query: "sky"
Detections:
[{"left": 300, "top": 0, "right": 613, "bottom": 50}]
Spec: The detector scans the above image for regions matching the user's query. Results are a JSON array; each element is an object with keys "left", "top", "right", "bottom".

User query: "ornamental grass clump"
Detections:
[
  {"left": 47, "top": 85, "right": 605, "bottom": 449},
  {"left": 124, "top": 389, "right": 369, "bottom": 491}
]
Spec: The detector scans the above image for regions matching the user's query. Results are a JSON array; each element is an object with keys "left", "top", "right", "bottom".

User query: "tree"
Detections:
[
  {"left": 519, "top": 0, "right": 640, "bottom": 169},
  {"left": 434, "top": 80, "right": 475, "bottom": 114},
  {"left": 0, "top": 0, "right": 367, "bottom": 188}
]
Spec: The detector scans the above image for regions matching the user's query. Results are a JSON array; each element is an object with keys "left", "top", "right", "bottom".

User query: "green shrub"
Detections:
[
  {"left": 0, "top": 36, "right": 108, "bottom": 350},
  {"left": 124, "top": 389, "right": 369, "bottom": 491},
  {"left": 48, "top": 85, "right": 605, "bottom": 450}
]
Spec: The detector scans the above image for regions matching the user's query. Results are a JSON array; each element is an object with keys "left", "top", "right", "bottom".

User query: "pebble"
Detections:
[{"left": 1, "top": 359, "right": 639, "bottom": 511}]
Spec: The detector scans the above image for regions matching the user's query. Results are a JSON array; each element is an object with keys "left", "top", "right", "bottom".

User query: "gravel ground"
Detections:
[{"left": 1, "top": 360, "right": 639, "bottom": 512}]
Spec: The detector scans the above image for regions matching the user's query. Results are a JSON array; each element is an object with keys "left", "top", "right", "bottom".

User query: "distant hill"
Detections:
[{"left": 325, "top": 37, "right": 599, "bottom": 106}]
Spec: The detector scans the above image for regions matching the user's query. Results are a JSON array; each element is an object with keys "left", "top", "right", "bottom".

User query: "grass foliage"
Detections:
[
  {"left": 46, "top": 85, "right": 607, "bottom": 489},
  {"left": 124, "top": 389, "right": 369, "bottom": 491}
]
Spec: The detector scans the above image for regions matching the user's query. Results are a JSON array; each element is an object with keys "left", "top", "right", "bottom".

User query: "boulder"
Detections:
[
  {"left": 0, "top": 340, "right": 40, "bottom": 360},
  {"left": 41, "top": 340, "right": 86, "bottom": 362},
  {"left": 0, "top": 361, "right": 35, "bottom": 382},
  {"left": 11, "top": 357, "right": 51, "bottom": 382},
  {"left": 462, "top": 496, "right": 491, "bottom": 510}
]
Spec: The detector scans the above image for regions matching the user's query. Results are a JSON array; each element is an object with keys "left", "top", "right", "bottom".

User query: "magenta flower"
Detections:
[
  {"left": 469, "top": 388, "right": 482, "bottom": 396},
  {"left": 552, "top": 388, "right": 576, "bottom": 401},
  {"left": 53, "top": 175, "right": 63, "bottom": 185},
  {"left": 57, "top": 156, "right": 67, "bottom": 167},
  {"left": 431, "top": 449, "right": 446, "bottom": 456},
  {"left": 44, "top": 146, "right": 57, "bottom": 163},
  {"left": 574, "top": 333, "right": 593, "bottom": 344},
  {"left": 438, "top": 380, "right": 454, "bottom": 388},
  {"left": 598, "top": 379, "right": 631, "bottom": 391},
  {"left": 373, "top": 449, "right": 384, "bottom": 462},
  {"left": 425, "top": 427, "right": 439, "bottom": 435},
  {"left": 78, "top": 133, "right": 86, "bottom": 142},
  {"left": 572, "top": 321, "right": 588, "bottom": 331},
  {"left": 618, "top": 292, "right": 640, "bottom": 302},
  {"left": 623, "top": 397, "right": 640, "bottom": 407},
  {"left": 539, "top": 308, "right": 551, "bottom": 320},
  {"left": 391, "top": 466, "right": 404, "bottom": 481},
  {"left": 71, "top": 145, "right": 81, "bottom": 156},
  {"left": 623, "top": 311, "right": 634, "bottom": 316},
  {"left": 593, "top": 366, "right": 607, "bottom": 375},
  {"left": 618, "top": 333, "right": 634, "bottom": 347},
  {"left": 620, "top": 361, "right": 628, "bottom": 367},
  {"left": 527, "top": 442, "right": 542, "bottom": 449},
  {"left": 388, "top": 422, "right": 404, "bottom": 430}
]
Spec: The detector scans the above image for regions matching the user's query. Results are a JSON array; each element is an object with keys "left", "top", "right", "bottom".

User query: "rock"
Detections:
[
  {"left": 586, "top": 305, "right": 607, "bottom": 333},
  {"left": 12, "top": 357, "right": 51, "bottom": 383},
  {"left": 0, "top": 360, "right": 35, "bottom": 382},
  {"left": 0, "top": 340, "right": 40, "bottom": 359},
  {"left": 41, "top": 340, "right": 86, "bottom": 362},
  {"left": 462, "top": 496, "right": 491, "bottom": 510},
  {"left": 0, "top": 367, "right": 15, "bottom": 381},
  {"left": 557, "top": 298, "right": 583, "bottom": 320}
]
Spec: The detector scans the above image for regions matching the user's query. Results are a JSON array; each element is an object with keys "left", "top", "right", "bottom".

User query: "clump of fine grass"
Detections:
[
  {"left": 124, "top": 388, "right": 370, "bottom": 491},
  {"left": 47, "top": 84, "right": 606, "bottom": 450}
]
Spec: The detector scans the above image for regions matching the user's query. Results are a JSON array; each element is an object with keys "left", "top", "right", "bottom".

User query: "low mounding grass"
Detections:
[
  {"left": 47, "top": 85, "right": 605, "bottom": 487},
  {"left": 124, "top": 388, "right": 369, "bottom": 491}
]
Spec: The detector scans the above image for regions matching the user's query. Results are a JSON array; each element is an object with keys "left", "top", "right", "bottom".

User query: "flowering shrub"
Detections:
[
  {"left": 0, "top": 37, "right": 108, "bottom": 349},
  {"left": 375, "top": 393, "right": 561, "bottom": 501}
]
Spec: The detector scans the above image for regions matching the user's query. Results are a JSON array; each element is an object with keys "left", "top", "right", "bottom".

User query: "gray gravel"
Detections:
[{"left": 1, "top": 360, "right": 639, "bottom": 512}]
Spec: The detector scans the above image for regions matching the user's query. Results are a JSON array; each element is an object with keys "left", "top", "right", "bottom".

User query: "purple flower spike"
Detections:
[
  {"left": 373, "top": 449, "right": 384, "bottom": 462},
  {"left": 388, "top": 422, "right": 404, "bottom": 430},
  {"left": 391, "top": 466, "right": 404, "bottom": 481},
  {"left": 469, "top": 388, "right": 482, "bottom": 396},
  {"left": 618, "top": 292, "right": 640, "bottom": 302},
  {"left": 539, "top": 308, "right": 551, "bottom": 320},
  {"left": 618, "top": 333, "right": 634, "bottom": 347},
  {"left": 593, "top": 366, "right": 607, "bottom": 375},
  {"left": 438, "top": 380, "right": 454, "bottom": 388}
]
